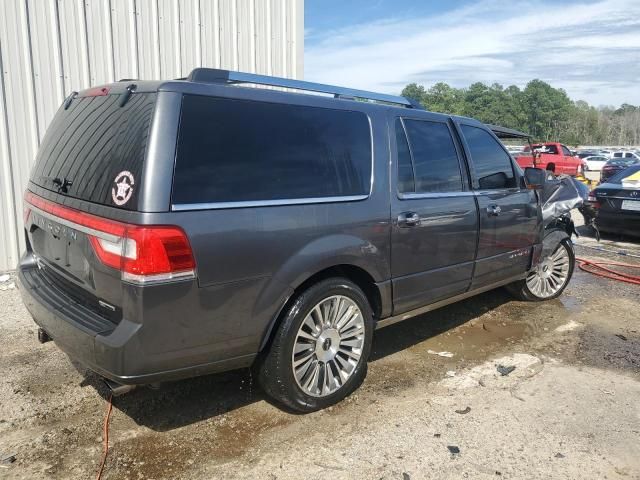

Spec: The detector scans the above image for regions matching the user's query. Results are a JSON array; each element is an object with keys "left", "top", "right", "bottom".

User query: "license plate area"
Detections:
[{"left": 621, "top": 199, "right": 640, "bottom": 211}]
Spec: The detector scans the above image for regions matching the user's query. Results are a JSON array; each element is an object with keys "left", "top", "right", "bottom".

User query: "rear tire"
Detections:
[
  {"left": 507, "top": 238, "right": 574, "bottom": 301},
  {"left": 257, "top": 278, "right": 374, "bottom": 412}
]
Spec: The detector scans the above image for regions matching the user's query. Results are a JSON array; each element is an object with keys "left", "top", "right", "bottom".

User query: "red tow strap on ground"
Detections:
[{"left": 576, "top": 257, "right": 640, "bottom": 285}]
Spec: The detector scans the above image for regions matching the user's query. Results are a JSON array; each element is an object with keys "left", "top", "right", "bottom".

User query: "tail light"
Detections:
[
  {"left": 24, "top": 192, "right": 195, "bottom": 285},
  {"left": 587, "top": 193, "right": 600, "bottom": 209}
]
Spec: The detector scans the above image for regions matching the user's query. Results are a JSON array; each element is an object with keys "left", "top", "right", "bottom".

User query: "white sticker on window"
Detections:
[{"left": 112, "top": 171, "right": 135, "bottom": 206}]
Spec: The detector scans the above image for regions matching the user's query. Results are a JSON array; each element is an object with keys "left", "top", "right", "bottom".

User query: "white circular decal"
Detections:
[{"left": 111, "top": 171, "right": 135, "bottom": 206}]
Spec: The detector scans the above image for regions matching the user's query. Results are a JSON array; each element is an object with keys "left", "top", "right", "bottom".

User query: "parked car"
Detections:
[
  {"left": 601, "top": 158, "right": 640, "bottom": 182},
  {"left": 582, "top": 155, "right": 609, "bottom": 171},
  {"left": 611, "top": 151, "right": 640, "bottom": 161},
  {"left": 516, "top": 142, "right": 584, "bottom": 176},
  {"left": 17, "top": 69, "right": 576, "bottom": 412},
  {"left": 590, "top": 165, "right": 640, "bottom": 236},
  {"left": 577, "top": 150, "right": 600, "bottom": 159}
]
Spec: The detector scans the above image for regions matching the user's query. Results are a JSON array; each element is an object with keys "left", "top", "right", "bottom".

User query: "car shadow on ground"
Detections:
[
  {"left": 370, "top": 288, "right": 513, "bottom": 361},
  {"left": 95, "top": 288, "right": 514, "bottom": 432}
]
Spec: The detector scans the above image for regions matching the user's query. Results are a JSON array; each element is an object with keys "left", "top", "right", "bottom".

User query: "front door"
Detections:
[
  {"left": 455, "top": 122, "right": 540, "bottom": 289},
  {"left": 560, "top": 144, "right": 574, "bottom": 174},
  {"left": 390, "top": 115, "right": 478, "bottom": 314}
]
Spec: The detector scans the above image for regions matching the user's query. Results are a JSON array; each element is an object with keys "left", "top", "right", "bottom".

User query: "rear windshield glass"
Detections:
[
  {"left": 172, "top": 95, "right": 372, "bottom": 205},
  {"left": 606, "top": 165, "right": 640, "bottom": 184},
  {"left": 30, "top": 93, "right": 156, "bottom": 210}
]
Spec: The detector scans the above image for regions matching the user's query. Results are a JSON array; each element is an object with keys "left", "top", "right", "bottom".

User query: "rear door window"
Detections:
[
  {"left": 461, "top": 125, "right": 517, "bottom": 190},
  {"left": 395, "top": 120, "right": 414, "bottom": 193},
  {"left": 30, "top": 93, "right": 157, "bottom": 210},
  {"left": 172, "top": 95, "right": 372, "bottom": 205},
  {"left": 399, "top": 119, "right": 463, "bottom": 193}
]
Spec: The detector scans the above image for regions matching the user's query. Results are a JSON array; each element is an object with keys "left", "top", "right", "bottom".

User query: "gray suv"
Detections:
[{"left": 18, "top": 69, "right": 574, "bottom": 412}]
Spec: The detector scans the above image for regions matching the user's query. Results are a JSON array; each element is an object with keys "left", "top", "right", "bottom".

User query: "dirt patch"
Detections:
[{"left": 1, "top": 244, "right": 639, "bottom": 479}]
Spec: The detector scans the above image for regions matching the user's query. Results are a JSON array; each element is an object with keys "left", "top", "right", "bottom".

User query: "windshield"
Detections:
[{"left": 607, "top": 158, "right": 638, "bottom": 167}]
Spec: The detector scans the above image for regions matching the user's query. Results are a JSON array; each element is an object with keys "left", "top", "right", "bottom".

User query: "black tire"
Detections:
[
  {"left": 507, "top": 238, "right": 575, "bottom": 301},
  {"left": 257, "top": 277, "right": 374, "bottom": 412}
]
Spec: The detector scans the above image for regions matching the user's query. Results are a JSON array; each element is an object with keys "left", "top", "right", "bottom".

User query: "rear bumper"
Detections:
[
  {"left": 596, "top": 211, "right": 640, "bottom": 237},
  {"left": 17, "top": 254, "right": 256, "bottom": 385}
]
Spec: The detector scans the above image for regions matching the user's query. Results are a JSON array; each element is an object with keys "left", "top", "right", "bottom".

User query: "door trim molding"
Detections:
[{"left": 375, "top": 273, "right": 525, "bottom": 330}]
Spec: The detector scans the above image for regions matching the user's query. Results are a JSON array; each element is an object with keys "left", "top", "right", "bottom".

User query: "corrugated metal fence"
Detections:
[{"left": 0, "top": 0, "right": 304, "bottom": 271}]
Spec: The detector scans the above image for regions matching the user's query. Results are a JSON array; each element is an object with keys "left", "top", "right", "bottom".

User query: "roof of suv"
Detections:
[{"left": 80, "top": 68, "right": 499, "bottom": 130}]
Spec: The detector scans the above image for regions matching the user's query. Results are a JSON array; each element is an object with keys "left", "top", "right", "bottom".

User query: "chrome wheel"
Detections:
[
  {"left": 292, "top": 295, "right": 365, "bottom": 397},
  {"left": 526, "top": 243, "right": 571, "bottom": 298}
]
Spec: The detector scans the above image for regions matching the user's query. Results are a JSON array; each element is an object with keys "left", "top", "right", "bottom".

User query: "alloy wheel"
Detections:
[
  {"left": 526, "top": 243, "right": 571, "bottom": 298},
  {"left": 291, "top": 295, "right": 365, "bottom": 397}
]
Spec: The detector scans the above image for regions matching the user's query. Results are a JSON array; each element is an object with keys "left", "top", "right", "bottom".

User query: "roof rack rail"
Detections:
[{"left": 186, "top": 68, "right": 421, "bottom": 109}]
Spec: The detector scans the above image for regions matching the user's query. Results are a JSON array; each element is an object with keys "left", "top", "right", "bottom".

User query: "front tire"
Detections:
[
  {"left": 508, "top": 238, "right": 575, "bottom": 301},
  {"left": 257, "top": 278, "right": 374, "bottom": 412}
]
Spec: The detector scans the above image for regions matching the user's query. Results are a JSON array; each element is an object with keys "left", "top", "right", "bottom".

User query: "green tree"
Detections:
[{"left": 400, "top": 79, "right": 639, "bottom": 145}]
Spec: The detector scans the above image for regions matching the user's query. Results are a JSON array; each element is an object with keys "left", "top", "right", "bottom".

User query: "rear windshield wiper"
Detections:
[{"left": 52, "top": 177, "right": 73, "bottom": 194}]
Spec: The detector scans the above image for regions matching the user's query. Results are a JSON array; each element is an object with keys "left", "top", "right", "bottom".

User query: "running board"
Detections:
[{"left": 375, "top": 274, "right": 525, "bottom": 330}]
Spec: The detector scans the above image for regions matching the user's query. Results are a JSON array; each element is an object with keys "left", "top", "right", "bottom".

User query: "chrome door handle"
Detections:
[
  {"left": 486, "top": 204, "right": 502, "bottom": 216},
  {"left": 398, "top": 212, "right": 420, "bottom": 227}
]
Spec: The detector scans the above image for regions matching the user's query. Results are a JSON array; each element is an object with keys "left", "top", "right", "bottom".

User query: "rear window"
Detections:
[
  {"left": 172, "top": 95, "right": 372, "bottom": 205},
  {"left": 30, "top": 93, "right": 157, "bottom": 210},
  {"left": 401, "top": 119, "right": 463, "bottom": 193},
  {"left": 606, "top": 165, "right": 640, "bottom": 183}
]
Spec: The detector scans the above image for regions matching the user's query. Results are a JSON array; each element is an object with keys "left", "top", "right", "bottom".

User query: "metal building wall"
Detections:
[{"left": 0, "top": 0, "right": 304, "bottom": 271}]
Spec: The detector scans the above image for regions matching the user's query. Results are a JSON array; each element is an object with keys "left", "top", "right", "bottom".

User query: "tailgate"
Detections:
[
  {"left": 24, "top": 193, "right": 124, "bottom": 324},
  {"left": 23, "top": 88, "right": 158, "bottom": 319}
]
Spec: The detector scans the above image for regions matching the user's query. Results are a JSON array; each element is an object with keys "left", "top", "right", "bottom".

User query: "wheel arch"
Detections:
[{"left": 257, "top": 263, "right": 383, "bottom": 352}]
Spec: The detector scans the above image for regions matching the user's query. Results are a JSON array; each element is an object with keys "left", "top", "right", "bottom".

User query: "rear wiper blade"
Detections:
[{"left": 52, "top": 177, "right": 73, "bottom": 194}]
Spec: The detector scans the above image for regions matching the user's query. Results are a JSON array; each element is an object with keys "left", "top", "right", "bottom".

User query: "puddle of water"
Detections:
[
  {"left": 368, "top": 292, "right": 575, "bottom": 389},
  {"left": 112, "top": 407, "right": 291, "bottom": 478}
]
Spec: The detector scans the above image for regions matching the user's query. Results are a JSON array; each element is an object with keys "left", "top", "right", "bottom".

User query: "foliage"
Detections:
[{"left": 401, "top": 80, "right": 640, "bottom": 146}]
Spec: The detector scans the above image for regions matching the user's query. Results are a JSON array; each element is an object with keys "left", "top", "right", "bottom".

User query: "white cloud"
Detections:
[{"left": 305, "top": 0, "right": 640, "bottom": 106}]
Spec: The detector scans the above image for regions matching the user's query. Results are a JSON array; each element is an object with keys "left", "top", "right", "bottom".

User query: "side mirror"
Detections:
[{"left": 524, "top": 167, "right": 546, "bottom": 190}]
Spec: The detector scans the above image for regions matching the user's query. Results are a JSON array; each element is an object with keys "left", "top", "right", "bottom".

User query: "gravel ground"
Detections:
[{"left": 0, "top": 222, "right": 639, "bottom": 480}]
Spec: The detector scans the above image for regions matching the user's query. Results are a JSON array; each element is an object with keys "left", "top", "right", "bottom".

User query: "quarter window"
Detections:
[
  {"left": 461, "top": 125, "right": 516, "bottom": 190},
  {"left": 172, "top": 95, "right": 372, "bottom": 205},
  {"left": 400, "top": 119, "right": 463, "bottom": 193}
]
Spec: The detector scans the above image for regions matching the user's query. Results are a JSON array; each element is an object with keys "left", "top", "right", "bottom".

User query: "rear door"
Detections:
[
  {"left": 390, "top": 114, "right": 478, "bottom": 314},
  {"left": 455, "top": 122, "right": 539, "bottom": 289}
]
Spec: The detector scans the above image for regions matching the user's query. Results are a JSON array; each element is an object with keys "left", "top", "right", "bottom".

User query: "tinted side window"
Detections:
[
  {"left": 173, "top": 95, "right": 372, "bottom": 204},
  {"left": 561, "top": 145, "right": 572, "bottom": 156},
  {"left": 403, "top": 119, "right": 462, "bottom": 193},
  {"left": 395, "top": 120, "right": 414, "bottom": 193},
  {"left": 461, "top": 125, "right": 516, "bottom": 190}
]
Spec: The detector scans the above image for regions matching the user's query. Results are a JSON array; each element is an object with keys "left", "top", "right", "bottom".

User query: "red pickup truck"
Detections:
[{"left": 516, "top": 142, "right": 585, "bottom": 176}]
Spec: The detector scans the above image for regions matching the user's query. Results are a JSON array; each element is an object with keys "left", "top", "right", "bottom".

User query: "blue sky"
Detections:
[{"left": 304, "top": 0, "right": 640, "bottom": 107}]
